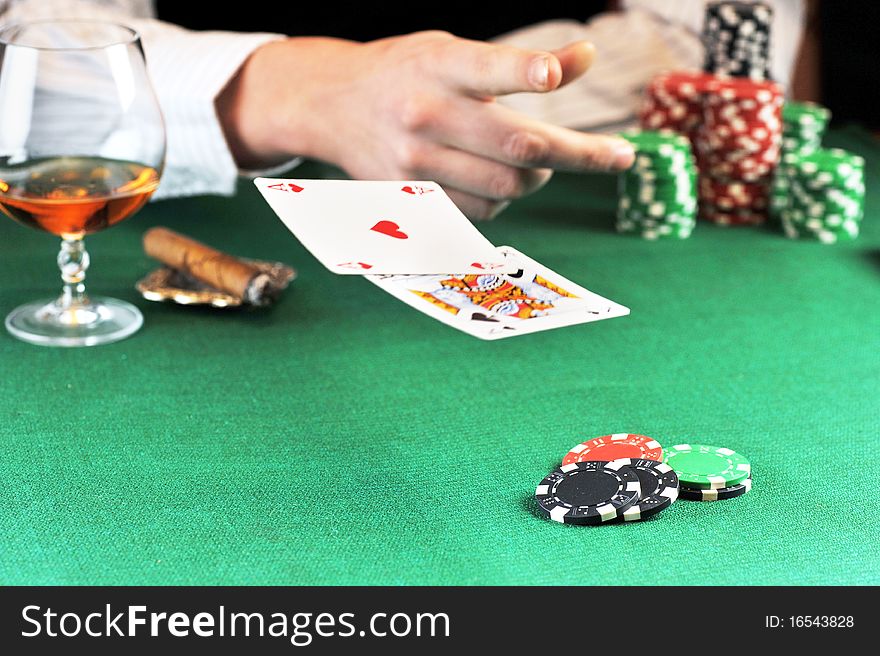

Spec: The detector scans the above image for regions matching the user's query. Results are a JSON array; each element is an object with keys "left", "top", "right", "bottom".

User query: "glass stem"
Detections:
[{"left": 57, "top": 237, "right": 90, "bottom": 310}]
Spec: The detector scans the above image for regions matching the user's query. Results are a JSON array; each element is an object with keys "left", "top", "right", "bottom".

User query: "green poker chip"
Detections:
[
  {"left": 775, "top": 146, "right": 866, "bottom": 242},
  {"left": 783, "top": 149, "right": 865, "bottom": 182},
  {"left": 662, "top": 444, "right": 751, "bottom": 489},
  {"left": 616, "top": 222, "right": 694, "bottom": 240},
  {"left": 782, "top": 100, "right": 831, "bottom": 127},
  {"left": 781, "top": 101, "right": 830, "bottom": 155},
  {"left": 620, "top": 129, "right": 692, "bottom": 151},
  {"left": 616, "top": 129, "right": 698, "bottom": 240},
  {"left": 781, "top": 216, "right": 860, "bottom": 244}
]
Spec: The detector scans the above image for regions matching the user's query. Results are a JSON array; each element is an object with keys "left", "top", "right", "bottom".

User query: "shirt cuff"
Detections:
[
  {"left": 130, "top": 21, "right": 286, "bottom": 199},
  {"left": 238, "top": 157, "right": 305, "bottom": 180}
]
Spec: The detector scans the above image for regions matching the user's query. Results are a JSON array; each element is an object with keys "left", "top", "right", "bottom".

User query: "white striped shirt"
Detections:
[{"left": 0, "top": 0, "right": 288, "bottom": 199}]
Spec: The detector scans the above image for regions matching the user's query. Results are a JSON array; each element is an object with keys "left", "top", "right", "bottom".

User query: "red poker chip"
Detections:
[
  {"left": 704, "top": 103, "right": 782, "bottom": 117},
  {"left": 640, "top": 70, "right": 716, "bottom": 135},
  {"left": 699, "top": 191, "right": 769, "bottom": 211},
  {"left": 699, "top": 178, "right": 770, "bottom": 209},
  {"left": 695, "top": 152, "right": 780, "bottom": 171},
  {"left": 697, "top": 163, "right": 775, "bottom": 183},
  {"left": 698, "top": 191, "right": 768, "bottom": 211},
  {"left": 640, "top": 105, "right": 701, "bottom": 134},
  {"left": 695, "top": 155, "right": 779, "bottom": 174},
  {"left": 704, "top": 101, "right": 783, "bottom": 118},
  {"left": 700, "top": 205, "right": 767, "bottom": 226},
  {"left": 698, "top": 115, "right": 781, "bottom": 132},
  {"left": 562, "top": 433, "right": 663, "bottom": 465},
  {"left": 694, "top": 138, "right": 780, "bottom": 156},
  {"left": 694, "top": 132, "right": 780, "bottom": 154},
  {"left": 697, "top": 120, "right": 781, "bottom": 141},
  {"left": 649, "top": 70, "right": 717, "bottom": 96},
  {"left": 706, "top": 78, "right": 784, "bottom": 103}
]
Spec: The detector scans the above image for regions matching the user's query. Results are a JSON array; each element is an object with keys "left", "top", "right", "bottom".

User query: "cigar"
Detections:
[{"left": 143, "top": 227, "right": 276, "bottom": 306}]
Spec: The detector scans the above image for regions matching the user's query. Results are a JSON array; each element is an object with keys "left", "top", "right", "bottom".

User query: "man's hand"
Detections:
[{"left": 217, "top": 31, "right": 635, "bottom": 220}]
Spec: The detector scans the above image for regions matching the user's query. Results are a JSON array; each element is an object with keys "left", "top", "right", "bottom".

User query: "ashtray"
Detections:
[{"left": 136, "top": 259, "right": 296, "bottom": 308}]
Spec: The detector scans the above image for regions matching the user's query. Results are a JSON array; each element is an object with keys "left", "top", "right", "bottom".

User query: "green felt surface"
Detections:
[{"left": 1, "top": 127, "right": 878, "bottom": 586}]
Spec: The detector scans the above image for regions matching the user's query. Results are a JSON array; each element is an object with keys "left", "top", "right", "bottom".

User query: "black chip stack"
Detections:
[{"left": 702, "top": 1, "right": 773, "bottom": 81}]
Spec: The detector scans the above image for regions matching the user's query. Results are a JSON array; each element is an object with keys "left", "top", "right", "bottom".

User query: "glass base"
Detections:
[{"left": 5, "top": 296, "right": 143, "bottom": 347}]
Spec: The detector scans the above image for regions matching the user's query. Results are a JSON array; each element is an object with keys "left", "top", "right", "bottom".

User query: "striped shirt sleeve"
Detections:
[{"left": 0, "top": 0, "right": 296, "bottom": 199}]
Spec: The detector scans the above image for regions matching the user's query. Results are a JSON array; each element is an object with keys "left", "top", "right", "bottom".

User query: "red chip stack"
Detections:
[
  {"left": 639, "top": 71, "right": 716, "bottom": 141},
  {"left": 639, "top": 72, "right": 784, "bottom": 227},
  {"left": 692, "top": 78, "right": 783, "bottom": 225}
]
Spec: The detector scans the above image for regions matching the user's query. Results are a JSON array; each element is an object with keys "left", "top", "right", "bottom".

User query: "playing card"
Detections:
[
  {"left": 367, "top": 246, "right": 630, "bottom": 340},
  {"left": 253, "top": 178, "right": 512, "bottom": 275}
]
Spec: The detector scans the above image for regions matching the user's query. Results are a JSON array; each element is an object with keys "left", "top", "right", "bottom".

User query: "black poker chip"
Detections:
[
  {"left": 610, "top": 458, "right": 679, "bottom": 521},
  {"left": 702, "top": 1, "right": 773, "bottom": 81},
  {"left": 534, "top": 461, "right": 641, "bottom": 525},
  {"left": 679, "top": 476, "right": 753, "bottom": 501}
]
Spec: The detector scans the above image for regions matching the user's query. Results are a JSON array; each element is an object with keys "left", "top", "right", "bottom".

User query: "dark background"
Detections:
[
  {"left": 155, "top": 1, "right": 607, "bottom": 43},
  {"left": 156, "top": 1, "right": 878, "bottom": 129}
]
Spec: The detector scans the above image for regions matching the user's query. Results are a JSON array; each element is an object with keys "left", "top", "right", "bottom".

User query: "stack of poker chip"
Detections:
[
  {"left": 702, "top": 1, "right": 773, "bottom": 81},
  {"left": 770, "top": 101, "right": 832, "bottom": 223},
  {"left": 639, "top": 71, "right": 716, "bottom": 142},
  {"left": 533, "top": 433, "right": 754, "bottom": 526},
  {"left": 693, "top": 77, "right": 783, "bottom": 225},
  {"left": 536, "top": 433, "right": 679, "bottom": 524},
  {"left": 615, "top": 130, "right": 698, "bottom": 239},
  {"left": 781, "top": 101, "right": 831, "bottom": 154},
  {"left": 664, "top": 443, "right": 752, "bottom": 502},
  {"left": 778, "top": 148, "right": 866, "bottom": 243}
]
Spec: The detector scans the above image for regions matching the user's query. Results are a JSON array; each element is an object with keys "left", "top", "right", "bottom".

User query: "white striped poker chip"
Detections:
[
  {"left": 609, "top": 458, "right": 679, "bottom": 522},
  {"left": 680, "top": 477, "right": 752, "bottom": 501},
  {"left": 534, "top": 461, "right": 641, "bottom": 526},
  {"left": 662, "top": 443, "right": 751, "bottom": 489}
]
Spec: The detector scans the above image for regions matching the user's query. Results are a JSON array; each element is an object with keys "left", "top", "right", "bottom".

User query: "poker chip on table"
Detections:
[
  {"left": 610, "top": 458, "right": 679, "bottom": 521},
  {"left": 534, "top": 461, "right": 642, "bottom": 525},
  {"left": 631, "top": 3, "right": 857, "bottom": 239},
  {"left": 702, "top": 1, "right": 773, "bottom": 81},
  {"left": 662, "top": 443, "right": 751, "bottom": 490},
  {"left": 699, "top": 179, "right": 769, "bottom": 211},
  {"left": 693, "top": 77, "right": 783, "bottom": 224},
  {"left": 534, "top": 436, "right": 754, "bottom": 525},
  {"left": 679, "top": 476, "right": 752, "bottom": 501},
  {"left": 777, "top": 148, "right": 866, "bottom": 243},
  {"left": 781, "top": 101, "right": 831, "bottom": 155},
  {"left": 562, "top": 433, "right": 663, "bottom": 465},
  {"left": 616, "top": 130, "right": 697, "bottom": 239},
  {"left": 639, "top": 71, "right": 716, "bottom": 140}
]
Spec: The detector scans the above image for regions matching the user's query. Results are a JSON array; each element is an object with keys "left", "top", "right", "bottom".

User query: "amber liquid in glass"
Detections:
[{"left": 0, "top": 156, "right": 160, "bottom": 239}]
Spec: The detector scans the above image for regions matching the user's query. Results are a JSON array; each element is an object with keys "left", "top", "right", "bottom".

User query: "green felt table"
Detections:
[{"left": 1, "top": 127, "right": 878, "bottom": 586}]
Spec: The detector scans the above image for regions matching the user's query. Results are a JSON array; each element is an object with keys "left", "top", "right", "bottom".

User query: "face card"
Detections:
[
  {"left": 367, "top": 246, "right": 630, "bottom": 340},
  {"left": 253, "top": 178, "right": 513, "bottom": 275}
]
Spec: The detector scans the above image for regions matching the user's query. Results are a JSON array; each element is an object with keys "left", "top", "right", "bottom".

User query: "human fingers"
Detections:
[
  {"left": 405, "top": 97, "right": 635, "bottom": 172},
  {"left": 396, "top": 140, "right": 554, "bottom": 201}
]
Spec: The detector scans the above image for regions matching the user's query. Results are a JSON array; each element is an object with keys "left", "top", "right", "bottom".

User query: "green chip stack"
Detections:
[
  {"left": 778, "top": 148, "right": 866, "bottom": 244},
  {"left": 771, "top": 101, "right": 832, "bottom": 225},
  {"left": 616, "top": 130, "right": 698, "bottom": 240},
  {"left": 781, "top": 101, "right": 830, "bottom": 155}
]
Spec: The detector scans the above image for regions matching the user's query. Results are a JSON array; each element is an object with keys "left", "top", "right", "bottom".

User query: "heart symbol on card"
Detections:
[
  {"left": 337, "top": 262, "right": 373, "bottom": 270},
  {"left": 370, "top": 220, "right": 408, "bottom": 239},
  {"left": 401, "top": 185, "right": 434, "bottom": 195},
  {"left": 267, "top": 182, "right": 304, "bottom": 193}
]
